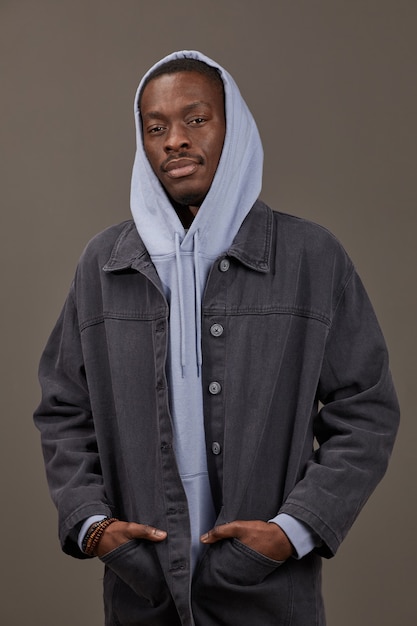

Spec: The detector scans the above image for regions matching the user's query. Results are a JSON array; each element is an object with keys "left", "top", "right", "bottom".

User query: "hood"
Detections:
[{"left": 130, "top": 49, "right": 263, "bottom": 260}]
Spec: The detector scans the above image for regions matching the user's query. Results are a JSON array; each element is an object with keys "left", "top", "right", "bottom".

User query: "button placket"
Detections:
[{"left": 203, "top": 264, "right": 228, "bottom": 509}]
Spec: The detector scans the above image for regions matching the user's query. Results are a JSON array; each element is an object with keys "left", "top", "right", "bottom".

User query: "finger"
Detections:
[
  {"left": 128, "top": 522, "right": 167, "bottom": 542},
  {"left": 200, "top": 521, "right": 240, "bottom": 544}
]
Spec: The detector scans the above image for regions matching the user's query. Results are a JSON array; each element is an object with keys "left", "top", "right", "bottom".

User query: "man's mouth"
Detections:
[{"left": 162, "top": 156, "right": 203, "bottom": 179}]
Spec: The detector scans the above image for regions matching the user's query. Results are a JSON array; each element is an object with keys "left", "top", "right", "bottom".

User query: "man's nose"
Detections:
[{"left": 164, "top": 124, "right": 190, "bottom": 152}]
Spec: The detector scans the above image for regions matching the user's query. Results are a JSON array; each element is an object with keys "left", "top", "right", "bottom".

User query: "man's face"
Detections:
[{"left": 140, "top": 71, "right": 226, "bottom": 213}]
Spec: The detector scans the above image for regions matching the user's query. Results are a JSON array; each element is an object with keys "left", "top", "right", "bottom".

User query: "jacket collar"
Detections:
[
  {"left": 102, "top": 221, "right": 151, "bottom": 273},
  {"left": 103, "top": 200, "right": 273, "bottom": 274},
  {"left": 227, "top": 200, "right": 272, "bottom": 273}
]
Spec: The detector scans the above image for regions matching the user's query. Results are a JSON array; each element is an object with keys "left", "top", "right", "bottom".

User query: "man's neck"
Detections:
[{"left": 172, "top": 202, "right": 198, "bottom": 229}]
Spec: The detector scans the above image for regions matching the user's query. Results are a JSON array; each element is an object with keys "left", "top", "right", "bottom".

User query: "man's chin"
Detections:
[{"left": 168, "top": 189, "right": 205, "bottom": 210}]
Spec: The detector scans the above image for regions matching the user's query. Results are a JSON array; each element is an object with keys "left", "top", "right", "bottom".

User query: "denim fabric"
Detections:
[{"left": 34, "top": 201, "right": 399, "bottom": 625}]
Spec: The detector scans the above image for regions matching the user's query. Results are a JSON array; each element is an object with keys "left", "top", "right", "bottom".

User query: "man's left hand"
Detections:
[{"left": 200, "top": 520, "right": 294, "bottom": 562}]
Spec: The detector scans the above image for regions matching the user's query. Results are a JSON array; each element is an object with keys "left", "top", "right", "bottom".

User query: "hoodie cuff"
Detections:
[
  {"left": 77, "top": 515, "right": 107, "bottom": 552},
  {"left": 269, "top": 513, "right": 321, "bottom": 559}
]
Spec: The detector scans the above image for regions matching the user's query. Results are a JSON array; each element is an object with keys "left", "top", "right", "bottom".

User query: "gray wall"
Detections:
[{"left": 1, "top": 1, "right": 415, "bottom": 624}]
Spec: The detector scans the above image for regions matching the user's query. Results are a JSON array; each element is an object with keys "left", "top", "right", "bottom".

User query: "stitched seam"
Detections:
[
  {"left": 203, "top": 307, "right": 331, "bottom": 327},
  {"left": 80, "top": 309, "right": 167, "bottom": 331}
]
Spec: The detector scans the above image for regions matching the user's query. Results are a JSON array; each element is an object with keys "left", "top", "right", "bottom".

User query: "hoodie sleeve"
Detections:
[{"left": 34, "top": 283, "right": 113, "bottom": 558}]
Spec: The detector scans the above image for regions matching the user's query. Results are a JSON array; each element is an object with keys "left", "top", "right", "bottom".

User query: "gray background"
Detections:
[{"left": 1, "top": 1, "right": 416, "bottom": 624}]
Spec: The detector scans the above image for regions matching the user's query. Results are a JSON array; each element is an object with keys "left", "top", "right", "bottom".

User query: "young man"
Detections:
[{"left": 34, "top": 50, "right": 399, "bottom": 626}]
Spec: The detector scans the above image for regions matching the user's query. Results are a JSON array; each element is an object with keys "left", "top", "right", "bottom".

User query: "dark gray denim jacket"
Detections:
[{"left": 34, "top": 201, "right": 399, "bottom": 626}]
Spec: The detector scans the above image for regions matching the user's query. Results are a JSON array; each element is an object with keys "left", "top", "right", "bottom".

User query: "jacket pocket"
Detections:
[
  {"left": 192, "top": 539, "right": 292, "bottom": 626},
  {"left": 214, "top": 538, "right": 284, "bottom": 586},
  {"left": 100, "top": 539, "right": 166, "bottom": 605}
]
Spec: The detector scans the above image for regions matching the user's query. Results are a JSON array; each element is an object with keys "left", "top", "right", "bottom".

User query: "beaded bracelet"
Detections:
[
  {"left": 83, "top": 517, "right": 118, "bottom": 556},
  {"left": 81, "top": 520, "right": 102, "bottom": 553}
]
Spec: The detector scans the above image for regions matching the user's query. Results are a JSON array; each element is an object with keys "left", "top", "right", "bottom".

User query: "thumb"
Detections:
[
  {"left": 129, "top": 522, "right": 167, "bottom": 542},
  {"left": 201, "top": 522, "right": 237, "bottom": 544}
]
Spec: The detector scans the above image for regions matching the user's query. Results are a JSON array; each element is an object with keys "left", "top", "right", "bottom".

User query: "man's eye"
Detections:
[
  {"left": 149, "top": 126, "right": 164, "bottom": 134},
  {"left": 190, "top": 117, "right": 206, "bottom": 125}
]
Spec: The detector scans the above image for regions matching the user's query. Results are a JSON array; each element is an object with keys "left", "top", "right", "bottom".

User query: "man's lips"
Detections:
[{"left": 162, "top": 156, "right": 203, "bottom": 179}]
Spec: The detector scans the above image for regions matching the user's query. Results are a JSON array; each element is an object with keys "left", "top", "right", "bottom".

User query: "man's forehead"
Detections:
[{"left": 139, "top": 66, "right": 224, "bottom": 111}]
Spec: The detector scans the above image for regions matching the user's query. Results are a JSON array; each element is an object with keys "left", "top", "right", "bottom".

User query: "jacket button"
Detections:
[
  {"left": 219, "top": 258, "right": 230, "bottom": 272},
  {"left": 212, "top": 441, "right": 221, "bottom": 455},
  {"left": 210, "top": 323, "right": 224, "bottom": 337},
  {"left": 208, "top": 381, "right": 222, "bottom": 395}
]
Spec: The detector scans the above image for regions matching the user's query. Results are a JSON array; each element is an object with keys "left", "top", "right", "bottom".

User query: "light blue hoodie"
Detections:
[{"left": 130, "top": 50, "right": 263, "bottom": 569}]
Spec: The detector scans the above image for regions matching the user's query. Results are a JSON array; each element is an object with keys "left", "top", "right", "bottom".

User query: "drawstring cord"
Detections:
[
  {"left": 174, "top": 230, "right": 203, "bottom": 378},
  {"left": 175, "top": 232, "right": 186, "bottom": 378},
  {"left": 193, "top": 231, "right": 203, "bottom": 377}
]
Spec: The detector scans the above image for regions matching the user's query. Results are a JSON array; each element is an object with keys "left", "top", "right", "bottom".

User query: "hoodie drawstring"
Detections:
[
  {"left": 174, "top": 230, "right": 203, "bottom": 378},
  {"left": 193, "top": 231, "right": 203, "bottom": 376},
  {"left": 174, "top": 232, "right": 186, "bottom": 377}
]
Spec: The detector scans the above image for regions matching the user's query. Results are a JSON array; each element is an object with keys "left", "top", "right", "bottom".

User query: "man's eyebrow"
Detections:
[
  {"left": 183, "top": 100, "right": 212, "bottom": 112},
  {"left": 142, "top": 101, "right": 212, "bottom": 120},
  {"left": 141, "top": 110, "right": 165, "bottom": 121}
]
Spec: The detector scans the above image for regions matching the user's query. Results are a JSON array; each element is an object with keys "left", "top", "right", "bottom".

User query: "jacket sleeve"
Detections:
[
  {"left": 280, "top": 268, "right": 400, "bottom": 558},
  {"left": 34, "top": 282, "right": 113, "bottom": 558}
]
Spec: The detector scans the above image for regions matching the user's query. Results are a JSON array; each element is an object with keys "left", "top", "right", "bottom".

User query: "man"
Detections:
[{"left": 34, "top": 50, "right": 399, "bottom": 626}]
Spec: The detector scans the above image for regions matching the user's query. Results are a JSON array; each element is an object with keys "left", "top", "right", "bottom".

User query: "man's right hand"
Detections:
[{"left": 94, "top": 521, "right": 167, "bottom": 557}]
